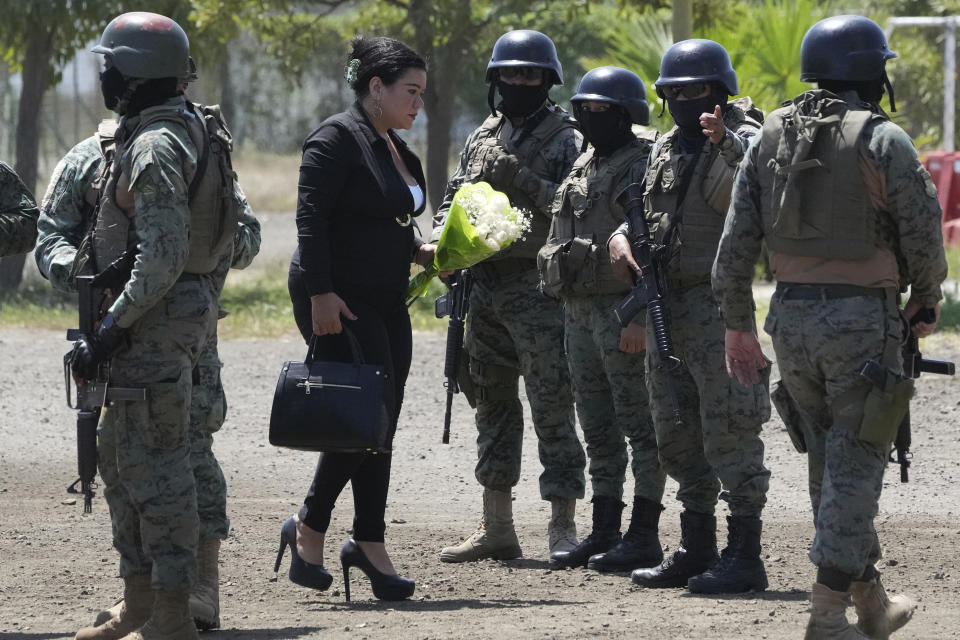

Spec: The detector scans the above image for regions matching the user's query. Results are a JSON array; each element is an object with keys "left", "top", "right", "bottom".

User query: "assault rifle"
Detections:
[
  {"left": 435, "top": 269, "right": 473, "bottom": 444},
  {"left": 63, "top": 253, "right": 144, "bottom": 512},
  {"left": 613, "top": 183, "right": 682, "bottom": 423},
  {"left": 893, "top": 308, "right": 955, "bottom": 482}
]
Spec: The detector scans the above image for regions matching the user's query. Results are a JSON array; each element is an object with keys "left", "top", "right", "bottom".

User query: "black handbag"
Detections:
[{"left": 269, "top": 328, "right": 390, "bottom": 452}]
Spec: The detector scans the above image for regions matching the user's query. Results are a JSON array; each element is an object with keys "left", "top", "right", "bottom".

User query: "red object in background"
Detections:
[{"left": 923, "top": 151, "right": 960, "bottom": 246}]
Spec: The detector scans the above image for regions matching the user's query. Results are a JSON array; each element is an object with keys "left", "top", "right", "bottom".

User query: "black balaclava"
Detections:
[
  {"left": 496, "top": 80, "right": 550, "bottom": 119},
  {"left": 125, "top": 77, "right": 180, "bottom": 117},
  {"left": 577, "top": 105, "right": 633, "bottom": 156},
  {"left": 100, "top": 66, "right": 129, "bottom": 112},
  {"left": 667, "top": 88, "right": 726, "bottom": 151},
  {"left": 818, "top": 68, "right": 896, "bottom": 112}
]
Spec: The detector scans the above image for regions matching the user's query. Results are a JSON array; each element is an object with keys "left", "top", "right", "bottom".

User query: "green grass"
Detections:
[
  {"left": 3, "top": 258, "right": 957, "bottom": 338},
  {"left": 0, "top": 282, "right": 74, "bottom": 330},
  {"left": 946, "top": 246, "right": 960, "bottom": 281}
]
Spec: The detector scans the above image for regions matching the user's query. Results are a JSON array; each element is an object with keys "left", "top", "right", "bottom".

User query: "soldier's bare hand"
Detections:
[
  {"left": 903, "top": 298, "right": 940, "bottom": 339},
  {"left": 311, "top": 292, "right": 357, "bottom": 336},
  {"left": 619, "top": 323, "right": 646, "bottom": 353},
  {"left": 608, "top": 233, "right": 641, "bottom": 285},
  {"left": 724, "top": 328, "right": 769, "bottom": 387},
  {"left": 701, "top": 105, "right": 726, "bottom": 145}
]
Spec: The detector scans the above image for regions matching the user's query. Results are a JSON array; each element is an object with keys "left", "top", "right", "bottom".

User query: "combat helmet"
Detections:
[
  {"left": 485, "top": 30, "right": 563, "bottom": 85},
  {"left": 571, "top": 66, "right": 650, "bottom": 125},
  {"left": 92, "top": 12, "right": 192, "bottom": 80},
  {"left": 800, "top": 15, "right": 897, "bottom": 81},
  {"left": 655, "top": 39, "right": 738, "bottom": 97}
]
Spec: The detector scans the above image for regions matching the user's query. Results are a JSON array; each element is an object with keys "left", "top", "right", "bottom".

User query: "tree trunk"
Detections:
[
  {"left": 423, "top": 85, "right": 454, "bottom": 212},
  {"left": 0, "top": 24, "right": 54, "bottom": 293},
  {"left": 672, "top": 0, "right": 693, "bottom": 42},
  {"left": 218, "top": 46, "right": 237, "bottom": 137}
]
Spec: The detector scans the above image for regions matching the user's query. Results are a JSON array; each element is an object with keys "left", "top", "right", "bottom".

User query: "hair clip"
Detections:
[{"left": 345, "top": 58, "right": 361, "bottom": 85}]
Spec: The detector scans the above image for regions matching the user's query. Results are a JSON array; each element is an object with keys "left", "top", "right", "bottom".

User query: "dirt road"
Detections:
[{"left": 1, "top": 328, "right": 958, "bottom": 639}]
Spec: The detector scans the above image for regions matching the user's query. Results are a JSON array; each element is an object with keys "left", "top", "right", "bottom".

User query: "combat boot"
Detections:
[
  {"left": 687, "top": 515, "right": 768, "bottom": 593},
  {"left": 804, "top": 582, "right": 870, "bottom": 640},
  {"left": 631, "top": 510, "right": 718, "bottom": 588},
  {"left": 588, "top": 497, "right": 663, "bottom": 572},
  {"left": 547, "top": 497, "right": 578, "bottom": 554},
  {"left": 549, "top": 496, "right": 623, "bottom": 569},
  {"left": 118, "top": 589, "right": 199, "bottom": 640},
  {"left": 190, "top": 539, "right": 220, "bottom": 630},
  {"left": 850, "top": 573, "right": 916, "bottom": 639},
  {"left": 76, "top": 574, "right": 152, "bottom": 640},
  {"left": 440, "top": 488, "right": 522, "bottom": 562}
]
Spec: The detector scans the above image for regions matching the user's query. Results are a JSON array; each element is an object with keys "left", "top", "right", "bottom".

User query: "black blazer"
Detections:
[{"left": 293, "top": 102, "right": 427, "bottom": 298}]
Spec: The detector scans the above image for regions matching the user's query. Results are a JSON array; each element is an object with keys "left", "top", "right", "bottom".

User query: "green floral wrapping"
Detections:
[{"left": 407, "top": 181, "right": 529, "bottom": 303}]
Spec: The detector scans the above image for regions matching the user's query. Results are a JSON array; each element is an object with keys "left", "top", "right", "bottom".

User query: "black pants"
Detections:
[{"left": 288, "top": 267, "right": 412, "bottom": 542}]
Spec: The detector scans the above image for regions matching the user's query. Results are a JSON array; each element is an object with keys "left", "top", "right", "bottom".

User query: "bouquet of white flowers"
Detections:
[{"left": 407, "top": 181, "right": 530, "bottom": 303}]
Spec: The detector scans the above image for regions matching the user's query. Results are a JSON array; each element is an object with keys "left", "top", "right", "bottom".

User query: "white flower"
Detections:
[{"left": 463, "top": 183, "right": 531, "bottom": 251}]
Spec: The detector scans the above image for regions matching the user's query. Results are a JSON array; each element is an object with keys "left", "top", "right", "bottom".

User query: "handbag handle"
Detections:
[{"left": 306, "top": 326, "right": 365, "bottom": 366}]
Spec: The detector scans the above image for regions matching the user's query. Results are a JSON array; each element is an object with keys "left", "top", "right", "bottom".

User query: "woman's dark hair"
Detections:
[{"left": 347, "top": 36, "right": 426, "bottom": 98}]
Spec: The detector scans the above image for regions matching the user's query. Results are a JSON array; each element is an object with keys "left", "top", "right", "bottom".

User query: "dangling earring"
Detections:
[{"left": 374, "top": 93, "right": 383, "bottom": 121}]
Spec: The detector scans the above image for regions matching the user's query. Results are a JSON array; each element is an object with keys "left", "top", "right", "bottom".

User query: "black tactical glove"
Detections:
[
  {"left": 482, "top": 150, "right": 521, "bottom": 190},
  {"left": 70, "top": 314, "right": 127, "bottom": 381}
]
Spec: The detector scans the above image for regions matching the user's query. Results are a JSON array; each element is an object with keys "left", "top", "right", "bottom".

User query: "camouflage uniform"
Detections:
[
  {"left": 546, "top": 138, "right": 664, "bottom": 503},
  {"left": 713, "top": 89, "right": 948, "bottom": 577},
  {"left": 637, "top": 105, "right": 770, "bottom": 518},
  {"left": 91, "top": 96, "right": 234, "bottom": 590},
  {"left": 0, "top": 161, "right": 38, "bottom": 257},
  {"left": 36, "top": 122, "right": 259, "bottom": 544},
  {"left": 433, "top": 104, "right": 586, "bottom": 499}
]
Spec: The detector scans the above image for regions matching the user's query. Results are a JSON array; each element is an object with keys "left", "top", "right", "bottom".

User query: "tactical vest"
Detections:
[
  {"left": 464, "top": 107, "right": 577, "bottom": 260},
  {"left": 757, "top": 90, "right": 886, "bottom": 260},
  {"left": 539, "top": 135, "right": 654, "bottom": 297},
  {"left": 644, "top": 99, "right": 762, "bottom": 286},
  {"left": 92, "top": 101, "right": 238, "bottom": 274}
]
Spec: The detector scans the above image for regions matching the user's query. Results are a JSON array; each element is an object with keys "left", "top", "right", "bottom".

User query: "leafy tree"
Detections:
[
  {"left": 194, "top": 0, "right": 659, "bottom": 208},
  {"left": 586, "top": 0, "right": 832, "bottom": 131},
  {"left": 0, "top": 0, "right": 125, "bottom": 290}
]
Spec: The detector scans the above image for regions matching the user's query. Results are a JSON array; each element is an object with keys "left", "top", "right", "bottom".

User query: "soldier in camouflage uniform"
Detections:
[
  {"left": 539, "top": 67, "right": 666, "bottom": 572},
  {"left": 713, "top": 16, "right": 947, "bottom": 638},
  {"left": 608, "top": 40, "right": 771, "bottom": 594},
  {"left": 64, "top": 13, "right": 239, "bottom": 640},
  {"left": 436, "top": 30, "right": 586, "bottom": 562},
  {"left": 35, "top": 83, "right": 259, "bottom": 633},
  {"left": 0, "top": 161, "right": 38, "bottom": 258}
]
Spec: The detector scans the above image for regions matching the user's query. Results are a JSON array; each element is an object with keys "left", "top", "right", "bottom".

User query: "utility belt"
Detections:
[
  {"left": 775, "top": 282, "right": 891, "bottom": 301},
  {"left": 471, "top": 257, "right": 537, "bottom": 286}
]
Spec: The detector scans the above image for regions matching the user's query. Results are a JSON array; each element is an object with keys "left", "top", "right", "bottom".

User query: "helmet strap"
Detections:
[
  {"left": 112, "top": 76, "right": 145, "bottom": 116},
  {"left": 488, "top": 81, "right": 498, "bottom": 117},
  {"left": 882, "top": 68, "right": 896, "bottom": 113}
]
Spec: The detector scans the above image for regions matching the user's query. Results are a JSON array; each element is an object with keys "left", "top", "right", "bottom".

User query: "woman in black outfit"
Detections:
[{"left": 276, "top": 36, "right": 433, "bottom": 601}]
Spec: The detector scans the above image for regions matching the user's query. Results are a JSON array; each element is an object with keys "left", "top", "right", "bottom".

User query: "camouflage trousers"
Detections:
[
  {"left": 98, "top": 278, "right": 217, "bottom": 590},
  {"left": 563, "top": 295, "right": 665, "bottom": 502},
  {"left": 645, "top": 283, "right": 770, "bottom": 517},
  {"left": 190, "top": 330, "right": 229, "bottom": 541},
  {"left": 766, "top": 291, "right": 899, "bottom": 576},
  {"left": 465, "top": 266, "right": 585, "bottom": 500}
]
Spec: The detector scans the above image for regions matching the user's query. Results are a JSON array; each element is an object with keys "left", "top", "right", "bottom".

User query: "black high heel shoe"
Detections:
[
  {"left": 339, "top": 539, "right": 415, "bottom": 601},
  {"left": 274, "top": 516, "right": 333, "bottom": 590}
]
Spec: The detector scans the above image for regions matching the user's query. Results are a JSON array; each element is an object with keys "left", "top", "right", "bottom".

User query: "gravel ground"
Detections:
[{"left": 0, "top": 322, "right": 958, "bottom": 640}]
